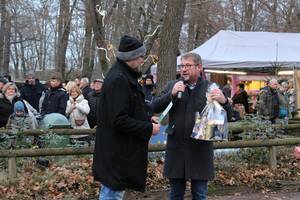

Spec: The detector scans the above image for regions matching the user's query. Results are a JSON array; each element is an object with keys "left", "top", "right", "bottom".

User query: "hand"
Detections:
[
  {"left": 152, "top": 123, "right": 160, "bottom": 135},
  {"left": 209, "top": 89, "right": 226, "bottom": 104},
  {"left": 171, "top": 81, "right": 186, "bottom": 97}
]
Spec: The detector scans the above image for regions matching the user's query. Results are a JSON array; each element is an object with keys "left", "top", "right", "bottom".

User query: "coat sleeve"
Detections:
[
  {"left": 108, "top": 77, "right": 152, "bottom": 140},
  {"left": 150, "top": 81, "right": 175, "bottom": 113},
  {"left": 57, "top": 92, "right": 68, "bottom": 115},
  {"left": 76, "top": 100, "right": 90, "bottom": 115},
  {"left": 65, "top": 100, "right": 72, "bottom": 116}
]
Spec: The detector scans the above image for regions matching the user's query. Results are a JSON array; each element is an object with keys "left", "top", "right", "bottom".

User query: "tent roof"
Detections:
[{"left": 192, "top": 30, "right": 300, "bottom": 69}]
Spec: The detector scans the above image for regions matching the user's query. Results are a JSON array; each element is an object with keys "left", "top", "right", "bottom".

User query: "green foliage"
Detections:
[
  {"left": 237, "top": 114, "right": 284, "bottom": 140},
  {"left": 237, "top": 147, "right": 269, "bottom": 165}
]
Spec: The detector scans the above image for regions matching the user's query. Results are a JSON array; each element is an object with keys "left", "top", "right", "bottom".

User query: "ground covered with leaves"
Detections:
[{"left": 0, "top": 147, "right": 299, "bottom": 200}]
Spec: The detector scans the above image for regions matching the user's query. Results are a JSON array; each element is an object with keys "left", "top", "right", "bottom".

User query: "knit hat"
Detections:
[
  {"left": 0, "top": 77, "right": 8, "bottom": 85},
  {"left": 14, "top": 101, "right": 25, "bottom": 113},
  {"left": 93, "top": 79, "right": 104, "bottom": 83},
  {"left": 25, "top": 70, "right": 35, "bottom": 77},
  {"left": 117, "top": 35, "right": 146, "bottom": 61}
]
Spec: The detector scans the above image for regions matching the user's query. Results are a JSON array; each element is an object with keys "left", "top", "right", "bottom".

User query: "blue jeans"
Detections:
[
  {"left": 169, "top": 178, "right": 208, "bottom": 200},
  {"left": 99, "top": 185, "right": 125, "bottom": 200}
]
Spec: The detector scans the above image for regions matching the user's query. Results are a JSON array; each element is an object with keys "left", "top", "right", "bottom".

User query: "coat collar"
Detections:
[
  {"left": 70, "top": 94, "right": 84, "bottom": 103},
  {"left": 116, "top": 59, "right": 141, "bottom": 86}
]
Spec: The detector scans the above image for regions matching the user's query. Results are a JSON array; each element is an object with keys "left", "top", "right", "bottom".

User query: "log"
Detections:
[
  {"left": 1, "top": 138, "right": 300, "bottom": 157},
  {"left": 0, "top": 122, "right": 300, "bottom": 136}
]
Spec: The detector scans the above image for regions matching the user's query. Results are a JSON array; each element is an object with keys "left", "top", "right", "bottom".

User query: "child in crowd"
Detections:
[{"left": 6, "top": 101, "right": 34, "bottom": 148}]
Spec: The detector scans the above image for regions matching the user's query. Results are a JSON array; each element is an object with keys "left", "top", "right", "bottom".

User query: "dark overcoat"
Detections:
[
  {"left": 93, "top": 59, "right": 153, "bottom": 192},
  {"left": 20, "top": 79, "right": 45, "bottom": 111},
  {"left": 41, "top": 86, "right": 68, "bottom": 116},
  {"left": 86, "top": 90, "right": 101, "bottom": 128},
  {"left": 151, "top": 77, "right": 232, "bottom": 180}
]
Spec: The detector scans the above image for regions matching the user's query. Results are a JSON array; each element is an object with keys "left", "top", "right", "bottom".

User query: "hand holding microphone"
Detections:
[{"left": 172, "top": 79, "right": 186, "bottom": 99}]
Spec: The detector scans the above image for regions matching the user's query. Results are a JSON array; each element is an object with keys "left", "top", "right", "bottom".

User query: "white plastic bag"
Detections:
[{"left": 191, "top": 83, "right": 228, "bottom": 141}]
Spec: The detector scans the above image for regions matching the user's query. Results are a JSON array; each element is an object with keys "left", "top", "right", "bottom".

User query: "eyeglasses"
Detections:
[{"left": 177, "top": 64, "right": 198, "bottom": 69}]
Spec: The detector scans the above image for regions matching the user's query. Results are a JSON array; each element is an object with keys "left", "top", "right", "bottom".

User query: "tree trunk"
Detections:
[
  {"left": 82, "top": 0, "right": 93, "bottom": 79},
  {"left": 3, "top": 14, "right": 10, "bottom": 74},
  {"left": 55, "top": 0, "right": 77, "bottom": 80},
  {"left": 0, "top": 0, "right": 7, "bottom": 74},
  {"left": 156, "top": 0, "right": 186, "bottom": 93},
  {"left": 90, "top": 0, "right": 110, "bottom": 76}
]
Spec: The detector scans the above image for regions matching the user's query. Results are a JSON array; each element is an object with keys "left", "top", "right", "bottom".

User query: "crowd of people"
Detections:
[
  {"left": 0, "top": 71, "right": 104, "bottom": 146},
  {"left": 225, "top": 78, "right": 296, "bottom": 124}
]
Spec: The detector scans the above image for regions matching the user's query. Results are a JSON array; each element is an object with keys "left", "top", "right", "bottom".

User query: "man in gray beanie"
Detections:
[{"left": 93, "top": 35, "right": 160, "bottom": 199}]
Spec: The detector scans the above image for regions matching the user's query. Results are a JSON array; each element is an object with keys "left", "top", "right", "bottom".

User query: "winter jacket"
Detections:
[
  {"left": 151, "top": 77, "right": 232, "bottom": 181},
  {"left": 41, "top": 86, "right": 68, "bottom": 116},
  {"left": 82, "top": 86, "right": 93, "bottom": 100},
  {"left": 20, "top": 79, "right": 45, "bottom": 111},
  {"left": 0, "top": 94, "right": 27, "bottom": 128},
  {"left": 232, "top": 90, "right": 249, "bottom": 113},
  {"left": 257, "top": 86, "right": 280, "bottom": 120},
  {"left": 86, "top": 90, "right": 101, "bottom": 128},
  {"left": 66, "top": 94, "right": 90, "bottom": 138},
  {"left": 93, "top": 59, "right": 153, "bottom": 192}
]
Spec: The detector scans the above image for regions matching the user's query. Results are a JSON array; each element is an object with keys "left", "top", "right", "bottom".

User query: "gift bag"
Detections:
[{"left": 191, "top": 83, "right": 228, "bottom": 141}]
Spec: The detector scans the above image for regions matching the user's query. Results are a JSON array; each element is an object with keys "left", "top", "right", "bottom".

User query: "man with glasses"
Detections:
[
  {"left": 152, "top": 52, "right": 232, "bottom": 200},
  {"left": 20, "top": 70, "right": 46, "bottom": 111}
]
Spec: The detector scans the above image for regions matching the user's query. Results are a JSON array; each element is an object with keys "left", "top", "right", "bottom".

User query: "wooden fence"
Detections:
[{"left": 1, "top": 123, "right": 300, "bottom": 182}]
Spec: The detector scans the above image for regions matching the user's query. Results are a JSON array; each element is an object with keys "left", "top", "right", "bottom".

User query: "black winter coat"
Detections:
[
  {"left": 82, "top": 86, "right": 92, "bottom": 100},
  {"left": 0, "top": 94, "right": 27, "bottom": 128},
  {"left": 20, "top": 79, "right": 45, "bottom": 111},
  {"left": 232, "top": 90, "right": 249, "bottom": 113},
  {"left": 93, "top": 59, "right": 153, "bottom": 192},
  {"left": 87, "top": 90, "right": 101, "bottom": 128},
  {"left": 41, "top": 86, "right": 68, "bottom": 116},
  {"left": 151, "top": 78, "right": 232, "bottom": 181}
]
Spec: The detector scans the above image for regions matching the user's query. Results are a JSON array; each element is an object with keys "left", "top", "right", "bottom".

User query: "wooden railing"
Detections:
[{"left": 1, "top": 123, "right": 300, "bottom": 182}]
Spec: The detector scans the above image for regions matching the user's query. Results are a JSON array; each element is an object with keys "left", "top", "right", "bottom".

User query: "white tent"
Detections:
[{"left": 191, "top": 30, "right": 300, "bottom": 69}]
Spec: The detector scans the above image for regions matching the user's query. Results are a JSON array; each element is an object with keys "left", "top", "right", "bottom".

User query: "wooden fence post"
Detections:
[
  {"left": 268, "top": 146, "right": 277, "bottom": 169},
  {"left": 8, "top": 156, "right": 17, "bottom": 182}
]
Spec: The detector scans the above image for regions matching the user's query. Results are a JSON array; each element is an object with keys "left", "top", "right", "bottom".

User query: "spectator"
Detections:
[
  {"left": 74, "top": 77, "right": 81, "bottom": 87},
  {"left": 80, "top": 77, "right": 92, "bottom": 99},
  {"left": 232, "top": 83, "right": 249, "bottom": 114},
  {"left": 20, "top": 70, "right": 46, "bottom": 111},
  {"left": 41, "top": 76, "right": 68, "bottom": 116},
  {"left": 0, "top": 76, "right": 8, "bottom": 94},
  {"left": 6, "top": 101, "right": 34, "bottom": 148},
  {"left": 65, "top": 81, "right": 77, "bottom": 95},
  {"left": 142, "top": 74, "right": 156, "bottom": 103},
  {"left": 278, "top": 82, "right": 289, "bottom": 120},
  {"left": 222, "top": 78, "right": 232, "bottom": 98},
  {"left": 257, "top": 79, "right": 280, "bottom": 123},
  {"left": 287, "top": 80, "right": 296, "bottom": 118},
  {"left": 0, "top": 83, "right": 25, "bottom": 128},
  {"left": 65, "top": 86, "right": 90, "bottom": 141},
  {"left": 87, "top": 79, "right": 103, "bottom": 128}
]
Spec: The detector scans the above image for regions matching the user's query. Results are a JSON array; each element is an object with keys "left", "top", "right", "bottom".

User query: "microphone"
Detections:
[{"left": 177, "top": 78, "right": 185, "bottom": 99}]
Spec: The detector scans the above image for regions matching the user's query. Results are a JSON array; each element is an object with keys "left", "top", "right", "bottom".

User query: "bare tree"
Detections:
[
  {"left": 156, "top": 0, "right": 186, "bottom": 93},
  {"left": 55, "top": 0, "right": 77, "bottom": 80},
  {"left": 82, "top": 0, "right": 93, "bottom": 78}
]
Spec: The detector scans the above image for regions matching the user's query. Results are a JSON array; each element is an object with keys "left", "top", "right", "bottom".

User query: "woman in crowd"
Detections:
[
  {"left": 0, "top": 82, "right": 39, "bottom": 129},
  {"left": 65, "top": 86, "right": 90, "bottom": 143}
]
